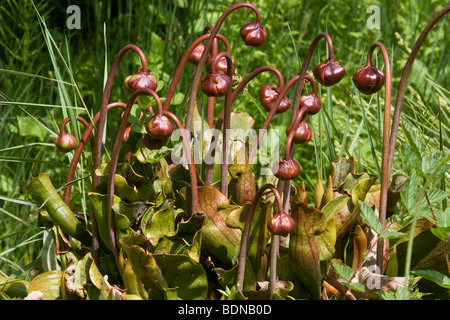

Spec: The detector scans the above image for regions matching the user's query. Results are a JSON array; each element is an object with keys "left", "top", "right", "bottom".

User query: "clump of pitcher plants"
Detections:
[{"left": 10, "top": 2, "right": 449, "bottom": 301}]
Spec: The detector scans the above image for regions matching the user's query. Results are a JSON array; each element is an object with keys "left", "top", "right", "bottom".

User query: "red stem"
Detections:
[
  {"left": 388, "top": 5, "right": 450, "bottom": 176},
  {"left": 93, "top": 44, "right": 148, "bottom": 191},
  {"left": 203, "top": 65, "right": 285, "bottom": 186},
  {"left": 367, "top": 41, "right": 392, "bottom": 273},
  {"left": 106, "top": 89, "right": 162, "bottom": 275},
  {"left": 163, "top": 110, "right": 199, "bottom": 215},
  {"left": 183, "top": 2, "right": 262, "bottom": 132},
  {"left": 163, "top": 32, "right": 230, "bottom": 112},
  {"left": 236, "top": 183, "right": 283, "bottom": 294},
  {"left": 63, "top": 102, "right": 127, "bottom": 205}
]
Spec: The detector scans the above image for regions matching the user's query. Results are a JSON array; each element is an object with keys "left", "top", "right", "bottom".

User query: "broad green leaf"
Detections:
[
  {"left": 358, "top": 199, "right": 383, "bottom": 235},
  {"left": 144, "top": 200, "right": 176, "bottom": 247},
  {"left": 154, "top": 254, "right": 208, "bottom": 300},
  {"left": 412, "top": 269, "right": 450, "bottom": 289},
  {"left": 28, "top": 270, "right": 64, "bottom": 300},
  {"left": 331, "top": 261, "right": 354, "bottom": 282},
  {"left": 120, "top": 234, "right": 167, "bottom": 300}
]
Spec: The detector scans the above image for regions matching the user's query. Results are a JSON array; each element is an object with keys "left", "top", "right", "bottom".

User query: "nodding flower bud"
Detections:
[
  {"left": 273, "top": 157, "right": 300, "bottom": 180},
  {"left": 267, "top": 211, "right": 295, "bottom": 236},
  {"left": 240, "top": 22, "right": 267, "bottom": 47},
  {"left": 124, "top": 70, "right": 157, "bottom": 92},
  {"left": 286, "top": 120, "right": 312, "bottom": 144},
  {"left": 188, "top": 43, "right": 209, "bottom": 65},
  {"left": 353, "top": 64, "right": 385, "bottom": 95},
  {"left": 259, "top": 84, "right": 291, "bottom": 113},
  {"left": 299, "top": 93, "right": 321, "bottom": 115},
  {"left": 145, "top": 113, "right": 174, "bottom": 141},
  {"left": 55, "top": 132, "right": 78, "bottom": 153},
  {"left": 212, "top": 56, "right": 235, "bottom": 75},
  {"left": 201, "top": 72, "right": 232, "bottom": 97},
  {"left": 313, "top": 58, "right": 345, "bottom": 87}
]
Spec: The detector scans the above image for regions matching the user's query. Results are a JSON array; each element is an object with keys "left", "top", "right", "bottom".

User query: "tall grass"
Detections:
[{"left": 0, "top": 0, "right": 448, "bottom": 279}]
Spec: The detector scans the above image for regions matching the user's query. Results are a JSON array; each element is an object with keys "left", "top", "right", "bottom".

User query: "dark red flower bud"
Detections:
[
  {"left": 352, "top": 64, "right": 385, "bottom": 95},
  {"left": 240, "top": 22, "right": 267, "bottom": 47},
  {"left": 299, "top": 93, "right": 321, "bottom": 115},
  {"left": 145, "top": 113, "right": 174, "bottom": 141},
  {"left": 259, "top": 84, "right": 291, "bottom": 113},
  {"left": 143, "top": 134, "right": 168, "bottom": 150},
  {"left": 55, "top": 132, "right": 78, "bottom": 153},
  {"left": 313, "top": 58, "right": 345, "bottom": 86},
  {"left": 201, "top": 72, "right": 232, "bottom": 97},
  {"left": 273, "top": 157, "right": 300, "bottom": 180},
  {"left": 124, "top": 70, "right": 157, "bottom": 92},
  {"left": 286, "top": 120, "right": 312, "bottom": 144},
  {"left": 267, "top": 211, "right": 295, "bottom": 236},
  {"left": 188, "top": 43, "right": 209, "bottom": 65},
  {"left": 212, "top": 56, "right": 235, "bottom": 75}
]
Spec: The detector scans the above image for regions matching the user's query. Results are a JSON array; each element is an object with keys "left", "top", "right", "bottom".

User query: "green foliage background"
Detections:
[{"left": 0, "top": 0, "right": 448, "bottom": 281}]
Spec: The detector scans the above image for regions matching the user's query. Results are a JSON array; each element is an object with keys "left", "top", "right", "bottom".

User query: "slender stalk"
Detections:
[
  {"left": 367, "top": 42, "right": 392, "bottom": 273},
  {"left": 163, "top": 110, "right": 199, "bottom": 215},
  {"left": 183, "top": 2, "right": 262, "bottom": 132},
  {"left": 248, "top": 74, "right": 301, "bottom": 164},
  {"left": 162, "top": 32, "right": 230, "bottom": 112},
  {"left": 204, "top": 65, "right": 285, "bottom": 186},
  {"left": 280, "top": 33, "right": 336, "bottom": 218},
  {"left": 93, "top": 45, "right": 148, "bottom": 191},
  {"left": 63, "top": 102, "right": 127, "bottom": 205},
  {"left": 290, "top": 32, "right": 334, "bottom": 120},
  {"left": 106, "top": 89, "right": 162, "bottom": 275},
  {"left": 212, "top": 52, "right": 234, "bottom": 197},
  {"left": 236, "top": 184, "right": 283, "bottom": 296},
  {"left": 388, "top": 5, "right": 450, "bottom": 176}
]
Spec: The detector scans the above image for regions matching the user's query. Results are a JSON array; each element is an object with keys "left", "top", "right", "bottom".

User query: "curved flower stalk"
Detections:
[
  {"left": 162, "top": 31, "right": 231, "bottom": 113},
  {"left": 93, "top": 44, "right": 148, "bottom": 190},
  {"left": 210, "top": 52, "right": 234, "bottom": 197},
  {"left": 105, "top": 88, "right": 199, "bottom": 274},
  {"left": 279, "top": 32, "right": 343, "bottom": 215},
  {"left": 105, "top": 89, "right": 163, "bottom": 269},
  {"left": 236, "top": 183, "right": 287, "bottom": 299},
  {"left": 353, "top": 42, "right": 392, "bottom": 272},
  {"left": 183, "top": 2, "right": 265, "bottom": 132},
  {"left": 247, "top": 74, "right": 302, "bottom": 164},
  {"left": 388, "top": 5, "right": 450, "bottom": 176},
  {"left": 55, "top": 116, "right": 90, "bottom": 153},
  {"left": 63, "top": 102, "right": 127, "bottom": 205},
  {"left": 203, "top": 65, "right": 285, "bottom": 186}
]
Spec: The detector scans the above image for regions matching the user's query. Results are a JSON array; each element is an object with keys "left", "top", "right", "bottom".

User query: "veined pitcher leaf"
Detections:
[
  {"left": 181, "top": 186, "right": 241, "bottom": 267},
  {"left": 28, "top": 173, "right": 91, "bottom": 244},
  {"left": 289, "top": 201, "right": 330, "bottom": 300}
]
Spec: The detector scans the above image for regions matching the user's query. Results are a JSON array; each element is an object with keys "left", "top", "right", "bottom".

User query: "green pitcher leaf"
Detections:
[
  {"left": 227, "top": 201, "right": 272, "bottom": 279},
  {"left": 27, "top": 270, "right": 64, "bottom": 300},
  {"left": 89, "top": 192, "right": 132, "bottom": 251},
  {"left": 331, "top": 156, "right": 356, "bottom": 188},
  {"left": 28, "top": 173, "right": 91, "bottom": 244},
  {"left": 181, "top": 186, "right": 242, "bottom": 266},
  {"left": 154, "top": 254, "right": 208, "bottom": 300},
  {"left": 120, "top": 234, "right": 167, "bottom": 299},
  {"left": 144, "top": 200, "right": 176, "bottom": 247},
  {"left": 289, "top": 201, "right": 329, "bottom": 300}
]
